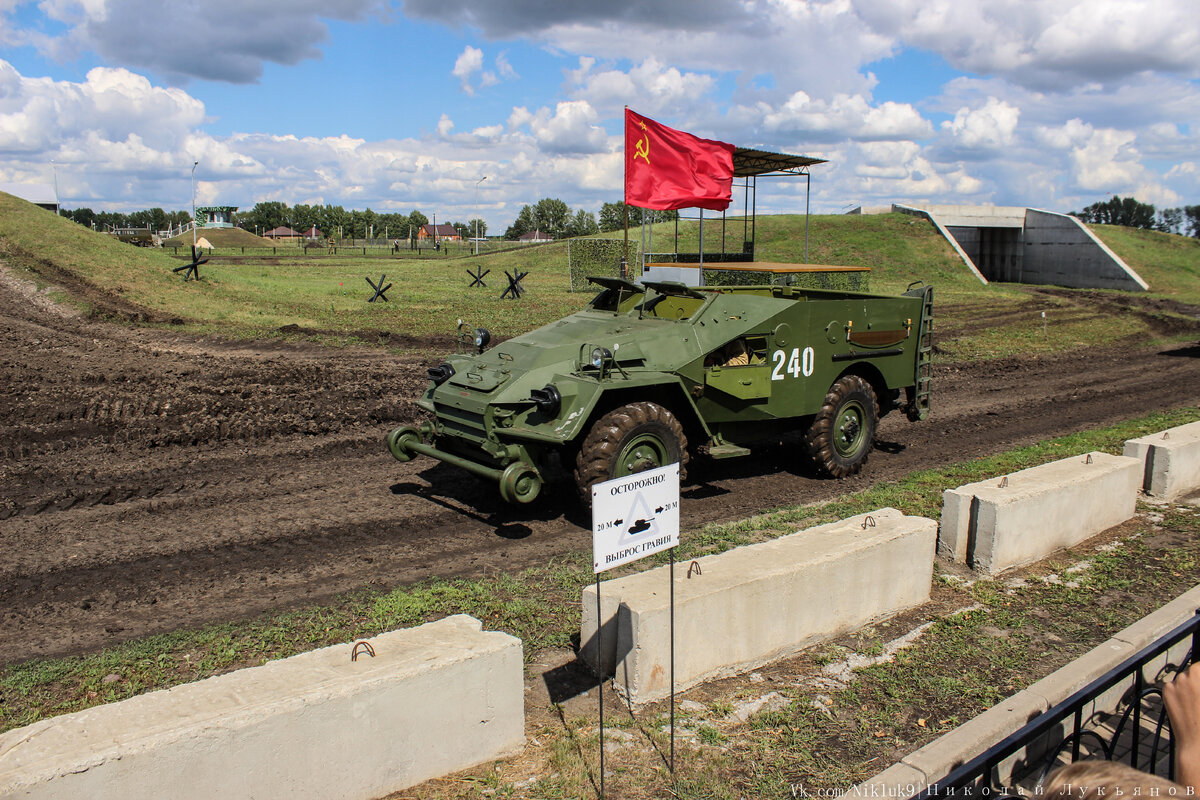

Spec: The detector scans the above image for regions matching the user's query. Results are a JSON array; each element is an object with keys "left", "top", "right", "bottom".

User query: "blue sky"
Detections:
[{"left": 0, "top": 0, "right": 1196, "bottom": 230}]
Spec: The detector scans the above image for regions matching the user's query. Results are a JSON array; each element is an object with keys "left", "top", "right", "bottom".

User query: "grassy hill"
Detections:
[
  {"left": 2, "top": 190, "right": 1197, "bottom": 358},
  {"left": 161, "top": 227, "right": 274, "bottom": 249},
  {"left": 1089, "top": 224, "right": 1200, "bottom": 303}
]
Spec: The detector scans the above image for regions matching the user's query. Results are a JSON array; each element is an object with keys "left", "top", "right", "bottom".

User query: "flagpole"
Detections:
[{"left": 623, "top": 106, "right": 629, "bottom": 280}]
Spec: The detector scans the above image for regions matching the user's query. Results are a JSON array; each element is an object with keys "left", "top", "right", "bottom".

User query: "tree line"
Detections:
[
  {"left": 59, "top": 203, "right": 488, "bottom": 241},
  {"left": 502, "top": 199, "right": 680, "bottom": 240},
  {"left": 1071, "top": 196, "right": 1200, "bottom": 237},
  {"left": 60, "top": 198, "right": 681, "bottom": 243},
  {"left": 59, "top": 207, "right": 192, "bottom": 231}
]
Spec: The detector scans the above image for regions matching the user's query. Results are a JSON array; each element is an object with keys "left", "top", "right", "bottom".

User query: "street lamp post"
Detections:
[
  {"left": 474, "top": 176, "right": 487, "bottom": 255},
  {"left": 190, "top": 161, "right": 198, "bottom": 248}
]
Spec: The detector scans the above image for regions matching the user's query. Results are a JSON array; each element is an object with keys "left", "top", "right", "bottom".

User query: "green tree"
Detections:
[
  {"left": 532, "top": 197, "right": 570, "bottom": 239},
  {"left": 1156, "top": 208, "right": 1183, "bottom": 234},
  {"left": 378, "top": 212, "right": 408, "bottom": 241},
  {"left": 567, "top": 208, "right": 599, "bottom": 238},
  {"left": 599, "top": 201, "right": 679, "bottom": 231},
  {"left": 62, "top": 207, "right": 97, "bottom": 228},
  {"left": 1074, "top": 196, "right": 1156, "bottom": 229},
  {"left": 1184, "top": 205, "right": 1200, "bottom": 238},
  {"left": 504, "top": 205, "right": 535, "bottom": 240},
  {"left": 466, "top": 218, "right": 488, "bottom": 239},
  {"left": 407, "top": 210, "right": 429, "bottom": 241},
  {"left": 244, "top": 201, "right": 289, "bottom": 234}
]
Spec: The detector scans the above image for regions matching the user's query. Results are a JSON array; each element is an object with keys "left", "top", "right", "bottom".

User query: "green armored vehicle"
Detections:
[{"left": 387, "top": 277, "right": 932, "bottom": 504}]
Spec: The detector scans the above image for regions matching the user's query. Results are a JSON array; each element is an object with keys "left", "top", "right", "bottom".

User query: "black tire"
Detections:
[
  {"left": 805, "top": 374, "right": 878, "bottom": 478},
  {"left": 573, "top": 402, "right": 688, "bottom": 501}
]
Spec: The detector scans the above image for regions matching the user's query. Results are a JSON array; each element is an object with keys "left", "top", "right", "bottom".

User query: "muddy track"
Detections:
[{"left": 3, "top": 266, "right": 1200, "bottom": 666}]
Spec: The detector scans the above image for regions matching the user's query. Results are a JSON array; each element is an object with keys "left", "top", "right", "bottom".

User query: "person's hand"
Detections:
[{"left": 1164, "top": 663, "right": 1200, "bottom": 789}]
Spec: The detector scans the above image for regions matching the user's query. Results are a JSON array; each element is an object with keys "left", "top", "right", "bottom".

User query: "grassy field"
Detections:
[{"left": 2, "top": 192, "right": 1198, "bottom": 358}]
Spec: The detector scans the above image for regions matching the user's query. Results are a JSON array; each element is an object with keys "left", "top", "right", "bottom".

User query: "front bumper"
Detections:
[{"left": 386, "top": 422, "right": 544, "bottom": 504}]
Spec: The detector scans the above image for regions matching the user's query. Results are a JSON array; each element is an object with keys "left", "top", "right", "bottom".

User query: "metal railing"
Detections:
[{"left": 913, "top": 610, "right": 1200, "bottom": 798}]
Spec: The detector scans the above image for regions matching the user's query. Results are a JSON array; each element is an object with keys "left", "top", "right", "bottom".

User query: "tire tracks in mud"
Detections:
[{"left": 3, "top": 266, "right": 1200, "bottom": 664}]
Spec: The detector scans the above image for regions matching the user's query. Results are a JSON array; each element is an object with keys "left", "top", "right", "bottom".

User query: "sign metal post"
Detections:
[{"left": 591, "top": 463, "right": 681, "bottom": 796}]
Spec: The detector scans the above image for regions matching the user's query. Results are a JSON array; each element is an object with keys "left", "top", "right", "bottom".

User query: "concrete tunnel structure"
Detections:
[{"left": 852, "top": 204, "right": 1148, "bottom": 291}]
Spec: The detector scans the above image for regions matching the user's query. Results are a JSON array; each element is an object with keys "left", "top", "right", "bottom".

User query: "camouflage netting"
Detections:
[
  {"left": 704, "top": 268, "right": 870, "bottom": 292},
  {"left": 568, "top": 239, "right": 641, "bottom": 291}
]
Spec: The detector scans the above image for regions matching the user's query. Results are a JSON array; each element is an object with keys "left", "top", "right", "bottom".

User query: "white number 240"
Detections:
[{"left": 771, "top": 347, "right": 814, "bottom": 381}]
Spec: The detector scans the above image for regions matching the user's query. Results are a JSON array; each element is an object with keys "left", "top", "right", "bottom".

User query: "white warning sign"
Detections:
[{"left": 592, "top": 463, "right": 680, "bottom": 573}]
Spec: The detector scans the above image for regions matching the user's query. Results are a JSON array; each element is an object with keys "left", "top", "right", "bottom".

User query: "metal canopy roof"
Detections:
[{"left": 732, "top": 148, "right": 826, "bottom": 177}]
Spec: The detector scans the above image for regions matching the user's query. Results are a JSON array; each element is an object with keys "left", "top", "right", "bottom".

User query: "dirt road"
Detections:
[{"left": 3, "top": 267, "right": 1199, "bottom": 665}]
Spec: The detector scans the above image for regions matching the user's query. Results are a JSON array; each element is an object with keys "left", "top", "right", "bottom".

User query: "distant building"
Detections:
[
  {"left": 303, "top": 226, "right": 323, "bottom": 240},
  {"left": 0, "top": 182, "right": 58, "bottom": 213},
  {"left": 196, "top": 205, "right": 238, "bottom": 228},
  {"left": 263, "top": 226, "right": 302, "bottom": 240},
  {"left": 417, "top": 223, "right": 460, "bottom": 241},
  {"left": 518, "top": 230, "right": 553, "bottom": 242}
]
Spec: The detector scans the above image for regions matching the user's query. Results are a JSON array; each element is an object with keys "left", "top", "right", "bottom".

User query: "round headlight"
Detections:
[
  {"left": 474, "top": 328, "right": 491, "bottom": 350},
  {"left": 590, "top": 347, "right": 611, "bottom": 368}
]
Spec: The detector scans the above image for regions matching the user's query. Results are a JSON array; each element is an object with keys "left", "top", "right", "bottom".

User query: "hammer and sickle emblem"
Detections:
[{"left": 633, "top": 120, "right": 650, "bottom": 164}]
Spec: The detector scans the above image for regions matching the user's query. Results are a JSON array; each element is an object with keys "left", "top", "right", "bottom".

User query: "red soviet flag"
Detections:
[{"left": 624, "top": 108, "right": 735, "bottom": 212}]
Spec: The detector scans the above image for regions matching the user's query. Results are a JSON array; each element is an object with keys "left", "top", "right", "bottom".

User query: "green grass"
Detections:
[
  {"left": 1089, "top": 224, "right": 1200, "bottom": 302},
  {"left": 4, "top": 406, "right": 1198, "bottom": 735},
  {"left": 3, "top": 192, "right": 1198, "bottom": 358}
]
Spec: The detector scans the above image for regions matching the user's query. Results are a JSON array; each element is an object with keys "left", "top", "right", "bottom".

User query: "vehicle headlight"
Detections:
[
  {"left": 427, "top": 362, "right": 455, "bottom": 385},
  {"left": 474, "top": 328, "right": 491, "bottom": 351},
  {"left": 590, "top": 347, "right": 611, "bottom": 369},
  {"left": 529, "top": 384, "right": 561, "bottom": 417}
]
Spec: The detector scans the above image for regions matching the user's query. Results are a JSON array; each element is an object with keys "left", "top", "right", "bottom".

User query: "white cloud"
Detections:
[
  {"left": 28, "top": 0, "right": 387, "bottom": 84},
  {"left": 0, "top": 58, "right": 623, "bottom": 223},
  {"left": 450, "top": 44, "right": 514, "bottom": 95},
  {"left": 451, "top": 46, "right": 484, "bottom": 94},
  {"left": 941, "top": 97, "right": 1019, "bottom": 150},
  {"left": 511, "top": 100, "right": 610, "bottom": 155},
  {"left": 496, "top": 52, "right": 517, "bottom": 79},
  {"left": 1068, "top": 126, "right": 1143, "bottom": 191},
  {"left": 405, "top": 0, "right": 891, "bottom": 99},
  {"left": 853, "top": 0, "right": 1200, "bottom": 90},
  {"left": 755, "top": 91, "right": 932, "bottom": 143},
  {"left": 0, "top": 62, "right": 204, "bottom": 154},
  {"left": 568, "top": 57, "right": 717, "bottom": 117}
]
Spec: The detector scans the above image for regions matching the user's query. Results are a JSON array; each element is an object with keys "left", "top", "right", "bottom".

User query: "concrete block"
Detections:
[
  {"left": 899, "top": 691, "right": 1050, "bottom": 786},
  {"left": 1112, "top": 584, "right": 1200, "bottom": 650},
  {"left": 0, "top": 615, "right": 524, "bottom": 800},
  {"left": 858, "top": 587, "right": 1200, "bottom": 795},
  {"left": 581, "top": 508, "right": 936, "bottom": 706},
  {"left": 939, "top": 487, "right": 973, "bottom": 562},
  {"left": 940, "top": 452, "right": 1141, "bottom": 574},
  {"left": 853, "top": 762, "right": 928, "bottom": 799},
  {"left": 1124, "top": 421, "right": 1200, "bottom": 500}
]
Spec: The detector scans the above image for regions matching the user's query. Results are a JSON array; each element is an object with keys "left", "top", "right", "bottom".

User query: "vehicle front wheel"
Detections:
[
  {"left": 805, "top": 374, "right": 878, "bottom": 478},
  {"left": 573, "top": 401, "right": 688, "bottom": 501}
]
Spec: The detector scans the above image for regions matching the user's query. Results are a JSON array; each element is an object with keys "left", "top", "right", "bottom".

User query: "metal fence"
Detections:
[{"left": 913, "top": 610, "right": 1200, "bottom": 798}]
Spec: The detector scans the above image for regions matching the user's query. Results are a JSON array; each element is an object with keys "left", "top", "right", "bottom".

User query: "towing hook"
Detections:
[
  {"left": 386, "top": 425, "right": 422, "bottom": 462},
  {"left": 499, "top": 462, "right": 543, "bottom": 504}
]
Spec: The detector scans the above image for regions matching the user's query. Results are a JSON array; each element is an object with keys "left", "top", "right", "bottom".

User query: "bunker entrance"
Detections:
[{"left": 947, "top": 225, "right": 1024, "bottom": 283}]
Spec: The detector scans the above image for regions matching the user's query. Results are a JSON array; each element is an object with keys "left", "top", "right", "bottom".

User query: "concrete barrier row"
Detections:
[
  {"left": 581, "top": 508, "right": 938, "bottom": 707},
  {"left": 0, "top": 615, "right": 524, "bottom": 800},
  {"left": 8, "top": 424, "right": 1195, "bottom": 797}
]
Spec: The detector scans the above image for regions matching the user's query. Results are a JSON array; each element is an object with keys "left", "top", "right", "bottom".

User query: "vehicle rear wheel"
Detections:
[
  {"left": 573, "top": 402, "right": 688, "bottom": 501},
  {"left": 805, "top": 374, "right": 878, "bottom": 478}
]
